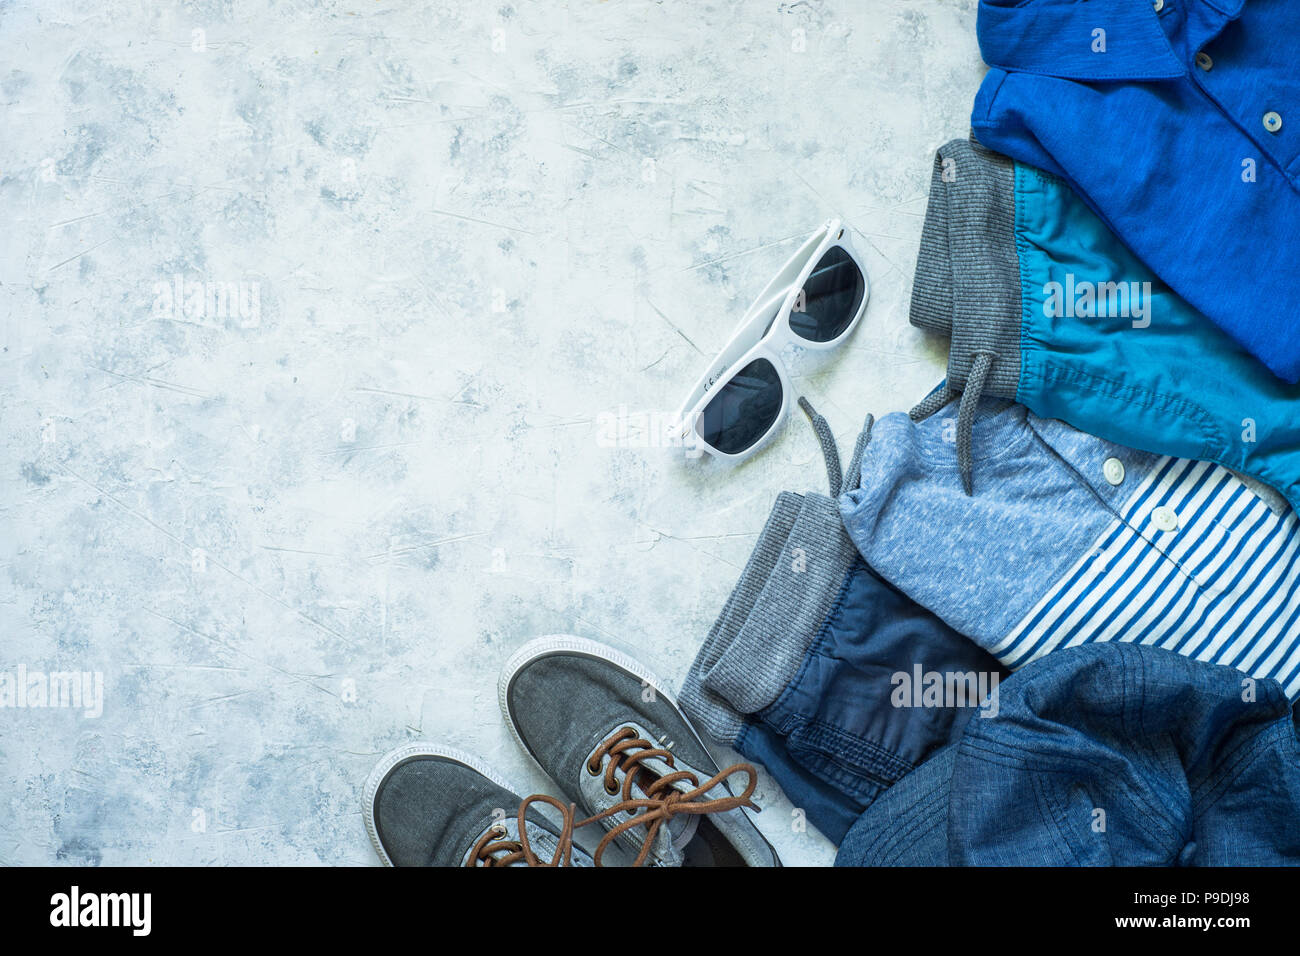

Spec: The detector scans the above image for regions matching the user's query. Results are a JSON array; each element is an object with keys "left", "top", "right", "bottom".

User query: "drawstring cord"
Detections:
[
  {"left": 800, "top": 347, "right": 997, "bottom": 499},
  {"left": 797, "top": 396, "right": 873, "bottom": 496},
  {"left": 907, "top": 351, "right": 996, "bottom": 496}
]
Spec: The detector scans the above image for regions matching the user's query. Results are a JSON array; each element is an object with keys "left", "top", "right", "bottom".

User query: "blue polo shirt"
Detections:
[{"left": 972, "top": 0, "right": 1300, "bottom": 383}]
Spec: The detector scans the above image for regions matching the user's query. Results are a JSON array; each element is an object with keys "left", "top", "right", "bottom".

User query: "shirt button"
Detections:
[
  {"left": 1103, "top": 457, "right": 1126, "bottom": 486},
  {"left": 1264, "top": 111, "right": 1283, "bottom": 133},
  {"left": 1196, "top": 52, "right": 1213, "bottom": 71},
  {"left": 1153, "top": 0, "right": 1164, "bottom": 10},
  {"left": 1152, "top": 506, "right": 1179, "bottom": 532}
]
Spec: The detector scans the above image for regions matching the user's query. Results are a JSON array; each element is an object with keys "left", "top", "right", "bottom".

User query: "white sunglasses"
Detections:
[{"left": 674, "top": 219, "right": 870, "bottom": 461}]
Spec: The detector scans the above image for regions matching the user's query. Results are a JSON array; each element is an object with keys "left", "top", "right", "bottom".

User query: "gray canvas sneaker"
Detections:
[
  {"left": 499, "top": 635, "right": 781, "bottom": 867},
  {"left": 363, "top": 744, "right": 593, "bottom": 867}
]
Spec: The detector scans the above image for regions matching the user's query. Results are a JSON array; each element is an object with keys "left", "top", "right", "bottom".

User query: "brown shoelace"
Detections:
[
  {"left": 580, "top": 726, "right": 759, "bottom": 867},
  {"left": 466, "top": 793, "right": 577, "bottom": 867},
  {"left": 466, "top": 727, "right": 758, "bottom": 867}
]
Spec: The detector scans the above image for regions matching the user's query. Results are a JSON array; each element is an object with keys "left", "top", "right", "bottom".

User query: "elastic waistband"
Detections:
[
  {"left": 910, "top": 137, "right": 1024, "bottom": 401},
  {"left": 679, "top": 491, "right": 857, "bottom": 746}
]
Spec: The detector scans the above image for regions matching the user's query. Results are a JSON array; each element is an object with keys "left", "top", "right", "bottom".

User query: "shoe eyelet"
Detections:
[
  {"left": 490, "top": 824, "right": 508, "bottom": 839},
  {"left": 586, "top": 759, "right": 601, "bottom": 776},
  {"left": 604, "top": 780, "right": 619, "bottom": 796}
]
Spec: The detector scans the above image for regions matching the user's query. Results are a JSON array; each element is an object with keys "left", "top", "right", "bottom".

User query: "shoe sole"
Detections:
[
  {"left": 362, "top": 743, "right": 517, "bottom": 867},
  {"left": 497, "top": 633, "right": 697, "bottom": 777}
]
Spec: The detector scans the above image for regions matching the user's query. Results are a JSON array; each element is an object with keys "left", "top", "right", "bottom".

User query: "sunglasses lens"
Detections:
[
  {"left": 788, "top": 246, "right": 865, "bottom": 343},
  {"left": 697, "top": 358, "right": 783, "bottom": 455}
]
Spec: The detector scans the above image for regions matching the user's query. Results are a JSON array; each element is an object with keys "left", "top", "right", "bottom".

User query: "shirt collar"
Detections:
[{"left": 977, "top": 0, "right": 1224, "bottom": 82}]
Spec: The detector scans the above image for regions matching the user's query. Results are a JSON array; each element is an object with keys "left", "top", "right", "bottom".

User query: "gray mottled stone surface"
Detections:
[{"left": 0, "top": 0, "right": 979, "bottom": 866}]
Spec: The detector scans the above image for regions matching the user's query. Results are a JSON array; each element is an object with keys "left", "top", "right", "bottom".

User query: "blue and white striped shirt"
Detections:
[{"left": 843, "top": 401, "right": 1300, "bottom": 698}]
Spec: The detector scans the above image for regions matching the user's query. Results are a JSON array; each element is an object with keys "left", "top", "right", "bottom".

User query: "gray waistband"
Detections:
[
  {"left": 679, "top": 491, "right": 858, "bottom": 746},
  {"left": 910, "top": 137, "right": 1023, "bottom": 401}
]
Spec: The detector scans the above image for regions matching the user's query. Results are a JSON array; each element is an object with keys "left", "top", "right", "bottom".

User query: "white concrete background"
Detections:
[{"left": 0, "top": 0, "right": 981, "bottom": 865}]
